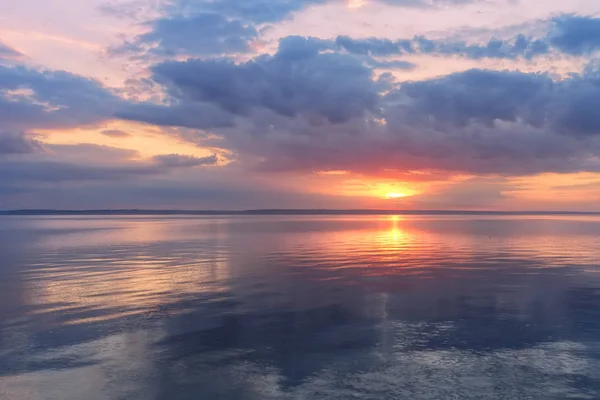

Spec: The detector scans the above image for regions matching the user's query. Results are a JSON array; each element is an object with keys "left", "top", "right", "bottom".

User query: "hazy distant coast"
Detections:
[{"left": 2, "top": 209, "right": 600, "bottom": 216}]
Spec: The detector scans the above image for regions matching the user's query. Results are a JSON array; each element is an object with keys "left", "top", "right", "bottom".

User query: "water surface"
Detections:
[{"left": 1, "top": 215, "right": 600, "bottom": 399}]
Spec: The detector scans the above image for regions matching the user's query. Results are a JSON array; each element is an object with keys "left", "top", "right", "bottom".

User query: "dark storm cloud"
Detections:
[
  {"left": 152, "top": 153, "right": 218, "bottom": 167},
  {"left": 0, "top": 65, "right": 120, "bottom": 131},
  {"left": 0, "top": 132, "right": 42, "bottom": 155},
  {"left": 146, "top": 36, "right": 385, "bottom": 123}
]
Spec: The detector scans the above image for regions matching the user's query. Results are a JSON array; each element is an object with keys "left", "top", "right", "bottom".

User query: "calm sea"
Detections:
[{"left": 1, "top": 215, "right": 600, "bottom": 399}]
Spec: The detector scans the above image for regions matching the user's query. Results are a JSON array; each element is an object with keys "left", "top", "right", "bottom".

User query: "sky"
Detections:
[{"left": 2, "top": 0, "right": 600, "bottom": 210}]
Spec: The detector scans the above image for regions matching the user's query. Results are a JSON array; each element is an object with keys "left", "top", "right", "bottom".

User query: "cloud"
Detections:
[
  {"left": 114, "top": 13, "right": 259, "bottom": 57},
  {"left": 409, "top": 177, "right": 511, "bottom": 209},
  {"left": 118, "top": 33, "right": 600, "bottom": 177},
  {"left": 108, "top": 0, "right": 484, "bottom": 60},
  {"left": 0, "top": 143, "right": 147, "bottom": 186},
  {"left": 0, "top": 132, "right": 43, "bottom": 155},
  {"left": 335, "top": 36, "right": 413, "bottom": 56},
  {"left": 416, "top": 35, "right": 551, "bottom": 60},
  {"left": 107, "top": 0, "right": 327, "bottom": 58},
  {"left": 0, "top": 173, "right": 363, "bottom": 209},
  {"left": 0, "top": 160, "right": 158, "bottom": 184},
  {"left": 103, "top": 0, "right": 476, "bottom": 26},
  {"left": 366, "top": 59, "right": 417, "bottom": 70},
  {"left": 549, "top": 15, "right": 600, "bottom": 55},
  {"left": 167, "top": 0, "right": 328, "bottom": 24},
  {"left": 333, "top": 15, "right": 600, "bottom": 61},
  {"left": 144, "top": 36, "right": 386, "bottom": 124},
  {"left": 97, "top": 0, "right": 163, "bottom": 20},
  {"left": 152, "top": 153, "right": 219, "bottom": 167},
  {"left": 45, "top": 143, "right": 140, "bottom": 162},
  {"left": 393, "top": 69, "right": 550, "bottom": 128},
  {"left": 0, "top": 143, "right": 220, "bottom": 193},
  {"left": 245, "top": 120, "right": 600, "bottom": 177},
  {"left": 335, "top": 34, "right": 550, "bottom": 60},
  {"left": 130, "top": 51, "right": 600, "bottom": 177},
  {"left": 250, "top": 67, "right": 600, "bottom": 176},
  {"left": 380, "top": 0, "right": 476, "bottom": 6},
  {"left": 116, "top": 101, "right": 235, "bottom": 130},
  {"left": 101, "top": 129, "right": 131, "bottom": 138},
  {"left": 0, "top": 65, "right": 120, "bottom": 131},
  {"left": 0, "top": 41, "right": 21, "bottom": 59},
  {"left": 392, "top": 67, "right": 600, "bottom": 138}
]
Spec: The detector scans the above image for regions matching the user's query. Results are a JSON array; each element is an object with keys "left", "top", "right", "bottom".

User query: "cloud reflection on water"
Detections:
[{"left": 1, "top": 215, "right": 600, "bottom": 399}]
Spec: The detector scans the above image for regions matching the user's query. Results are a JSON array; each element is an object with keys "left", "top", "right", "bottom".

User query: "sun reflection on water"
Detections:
[
  {"left": 389, "top": 215, "right": 407, "bottom": 243},
  {"left": 4, "top": 216, "right": 600, "bottom": 399}
]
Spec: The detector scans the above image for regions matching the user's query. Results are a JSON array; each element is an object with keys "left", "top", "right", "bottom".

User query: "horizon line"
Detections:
[{"left": 2, "top": 209, "right": 600, "bottom": 216}]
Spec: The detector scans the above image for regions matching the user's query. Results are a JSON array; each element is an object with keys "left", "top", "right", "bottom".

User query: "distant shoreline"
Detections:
[{"left": 2, "top": 209, "right": 600, "bottom": 216}]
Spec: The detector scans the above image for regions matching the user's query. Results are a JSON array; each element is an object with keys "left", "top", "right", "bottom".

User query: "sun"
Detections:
[{"left": 386, "top": 193, "right": 406, "bottom": 199}]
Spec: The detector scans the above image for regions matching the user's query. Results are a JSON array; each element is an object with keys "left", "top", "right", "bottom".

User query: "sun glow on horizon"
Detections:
[{"left": 386, "top": 193, "right": 407, "bottom": 199}]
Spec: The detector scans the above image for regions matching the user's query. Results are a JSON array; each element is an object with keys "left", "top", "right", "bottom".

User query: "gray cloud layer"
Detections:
[
  {"left": 152, "top": 153, "right": 219, "bottom": 167},
  {"left": 335, "top": 15, "right": 600, "bottom": 60},
  {"left": 0, "top": 132, "right": 42, "bottom": 155},
  {"left": 122, "top": 36, "right": 600, "bottom": 177},
  {"left": 112, "top": 7, "right": 600, "bottom": 62},
  {"left": 393, "top": 67, "right": 600, "bottom": 137},
  {"left": 549, "top": 15, "right": 600, "bottom": 55},
  {"left": 110, "top": 0, "right": 484, "bottom": 59},
  {"left": 0, "top": 65, "right": 120, "bottom": 131},
  {"left": 5, "top": 5, "right": 600, "bottom": 208},
  {"left": 7, "top": 24, "right": 600, "bottom": 181},
  {"left": 335, "top": 34, "right": 551, "bottom": 60},
  {"left": 115, "top": 13, "right": 259, "bottom": 57},
  {"left": 139, "top": 36, "right": 386, "bottom": 124}
]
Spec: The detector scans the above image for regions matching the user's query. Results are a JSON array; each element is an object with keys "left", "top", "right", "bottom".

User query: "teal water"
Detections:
[{"left": 1, "top": 215, "right": 600, "bottom": 399}]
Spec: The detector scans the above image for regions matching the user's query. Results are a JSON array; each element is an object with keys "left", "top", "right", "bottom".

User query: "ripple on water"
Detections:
[{"left": 1, "top": 215, "right": 600, "bottom": 399}]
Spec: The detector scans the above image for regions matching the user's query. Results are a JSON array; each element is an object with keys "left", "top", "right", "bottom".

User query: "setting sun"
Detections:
[{"left": 386, "top": 193, "right": 407, "bottom": 199}]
